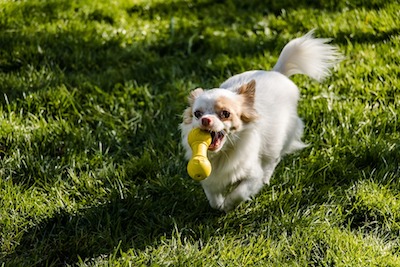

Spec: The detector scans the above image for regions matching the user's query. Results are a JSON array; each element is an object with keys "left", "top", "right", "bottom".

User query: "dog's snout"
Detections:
[{"left": 202, "top": 117, "right": 212, "bottom": 126}]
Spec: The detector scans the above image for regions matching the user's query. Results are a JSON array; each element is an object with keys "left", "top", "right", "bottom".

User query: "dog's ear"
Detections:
[
  {"left": 182, "top": 106, "right": 193, "bottom": 124},
  {"left": 237, "top": 80, "right": 256, "bottom": 105},
  {"left": 238, "top": 80, "right": 258, "bottom": 122},
  {"left": 188, "top": 88, "right": 203, "bottom": 105},
  {"left": 183, "top": 88, "right": 203, "bottom": 124}
]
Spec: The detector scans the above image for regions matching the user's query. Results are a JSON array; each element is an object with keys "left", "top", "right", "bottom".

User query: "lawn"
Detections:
[{"left": 0, "top": 0, "right": 399, "bottom": 266}]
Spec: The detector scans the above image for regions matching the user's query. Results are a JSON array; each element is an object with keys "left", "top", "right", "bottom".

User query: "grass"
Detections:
[{"left": 0, "top": 0, "right": 399, "bottom": 266}]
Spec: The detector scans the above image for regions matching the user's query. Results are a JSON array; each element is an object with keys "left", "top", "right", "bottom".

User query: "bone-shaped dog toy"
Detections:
[{"left": 187, "top": 128, "right": 212, "bottom": 181}]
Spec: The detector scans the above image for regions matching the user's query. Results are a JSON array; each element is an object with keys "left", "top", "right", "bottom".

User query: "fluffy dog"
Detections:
[{"left": 180, "top": 31, "right": 341, "bottom": 212}]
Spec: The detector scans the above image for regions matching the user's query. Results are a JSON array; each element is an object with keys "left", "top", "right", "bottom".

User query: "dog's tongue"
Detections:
[{"left": 209, "top": 132, "right": 223, "bottom": 150}]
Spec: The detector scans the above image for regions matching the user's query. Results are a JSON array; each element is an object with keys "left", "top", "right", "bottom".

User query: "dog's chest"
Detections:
[{"left": 208, "top": 147, "right": 258, "bottom": 184}]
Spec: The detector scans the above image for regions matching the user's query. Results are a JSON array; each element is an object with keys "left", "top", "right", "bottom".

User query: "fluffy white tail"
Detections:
[{"left": 273, "top": 30, "right": 341, "bottom": 82}]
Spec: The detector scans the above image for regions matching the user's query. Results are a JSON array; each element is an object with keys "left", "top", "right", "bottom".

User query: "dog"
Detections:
[{"left": 180, "top": 30, "right": 341, "bottom": 212}]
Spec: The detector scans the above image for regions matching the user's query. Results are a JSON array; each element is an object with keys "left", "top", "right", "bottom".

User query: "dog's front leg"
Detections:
[
  {"left": 223, "top": 168, "right": 264, "bottom": 212},
  {"left": 201, "top": 182, "right": 225, "bottom": 210},
  {"left": 262, "top": 156, "right": 281, "bottom": 184}
]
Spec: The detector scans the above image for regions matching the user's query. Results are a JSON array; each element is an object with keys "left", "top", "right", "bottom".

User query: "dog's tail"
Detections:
[{"left": 272, "top": 30, "right": 342, "bottom": 82}]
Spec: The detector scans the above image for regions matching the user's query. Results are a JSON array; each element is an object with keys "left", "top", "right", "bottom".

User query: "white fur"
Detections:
[{"left": 180, "top": 31, "right": 341, "bottom": 212}]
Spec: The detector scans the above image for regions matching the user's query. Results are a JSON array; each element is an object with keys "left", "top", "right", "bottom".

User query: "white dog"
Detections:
[{"left": 180, "top": 31, "right": 341, "bottom": 212}]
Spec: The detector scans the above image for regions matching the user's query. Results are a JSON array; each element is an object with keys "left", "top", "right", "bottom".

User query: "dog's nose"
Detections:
[{"left": 202, "top": 117, "right": 212, "bottom": 126}]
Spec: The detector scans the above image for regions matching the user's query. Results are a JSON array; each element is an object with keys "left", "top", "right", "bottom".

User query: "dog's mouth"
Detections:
[{"left": 208, "top": 131, "right": 225, "bottom": 151}]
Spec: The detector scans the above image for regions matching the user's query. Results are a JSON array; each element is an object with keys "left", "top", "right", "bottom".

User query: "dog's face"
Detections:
[{"left": 182, "top": 80, "right": 258, "bottom": 152}]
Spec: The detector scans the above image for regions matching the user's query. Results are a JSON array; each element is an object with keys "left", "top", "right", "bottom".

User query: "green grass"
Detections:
[{"left": 1, "top": 0, "right": 399, "bottom": 266}]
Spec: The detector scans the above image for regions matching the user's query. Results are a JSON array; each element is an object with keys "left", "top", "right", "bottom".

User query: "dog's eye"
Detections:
[
  {"left": 194, "top": 110, "right": 203, "bottom": 119},
  {"left": 221, "top": 110, "right": 230, "bottom": 119}
]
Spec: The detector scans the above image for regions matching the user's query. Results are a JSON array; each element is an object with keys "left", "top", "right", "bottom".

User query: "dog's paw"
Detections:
[
  {"left": 222, "top": 204, "right": 234, "bottom": 213},
  {"left": 222, "top": 197, "right": 240, "bottom": 213},
  {"left": 208, "top": 197, "right": 225, "bottom": 211},
  {"left": 262, "top": 175, "right": 271, "bottom": 184}
]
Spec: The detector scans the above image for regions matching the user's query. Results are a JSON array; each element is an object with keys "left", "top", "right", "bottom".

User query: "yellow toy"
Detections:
[{"left": 187, "top": 128, "right": 212, "bottom": 181}]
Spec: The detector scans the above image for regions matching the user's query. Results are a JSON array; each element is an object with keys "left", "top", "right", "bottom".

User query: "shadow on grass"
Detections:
[
  {"left": 1, "top": 0, "right": 394, "bottom": 98},
  {"left": 128, "top": 0, "right": 387, "bottom": 18},
  {"left": 7, "top": 140, "right": 399, "bottom": 265},
  {"left": 6, "top": 178, "right": 223, "bottom": 265}
]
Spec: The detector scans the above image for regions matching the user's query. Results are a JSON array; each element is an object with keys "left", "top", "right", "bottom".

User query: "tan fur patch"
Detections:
[
  {"left": 183, "top": 106, "right": 193, "bottom": 124},
  {"left": 237, "top": 80, "right": 258, "bottom": 122},
  {"left": 183, "top": 88, "right": 204, "bottom": 125},
  {"left": 188, "top": 88, "right": 203, "bottom": 105},
  {"left": 214, "top": 96, "right": 243, "bottom": 130},
  {"left": 238, "top": 80, "right": 256, "bottom": 105}
]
